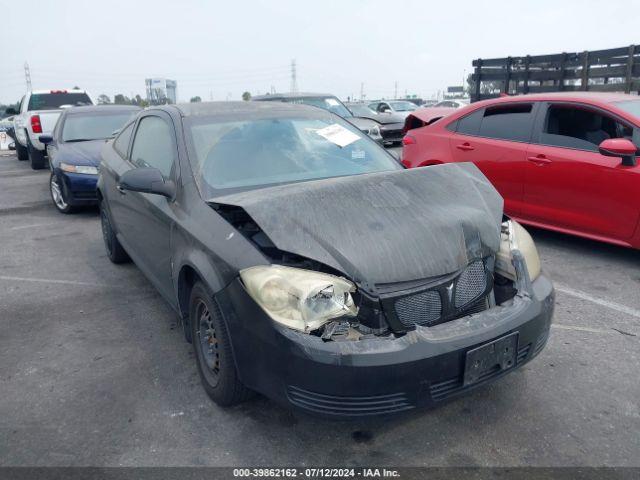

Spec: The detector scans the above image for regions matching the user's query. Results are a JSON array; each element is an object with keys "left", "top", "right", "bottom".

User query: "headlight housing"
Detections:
[
  {"left": 60, "top": 162, "right": 98, "bottom": 175},
  {"left": 240, "top": 265, "right": 358, "bottom": 333},
  {"left": 496, "top": 220, "right": 541, "bottom": 281},
  {"left": 368, "top": 125, "right": 381, "bottom": 137}
]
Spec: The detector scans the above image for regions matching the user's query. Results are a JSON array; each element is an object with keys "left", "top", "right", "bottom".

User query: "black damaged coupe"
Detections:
[{"left": 97, "top": 102, "right": 554, "bottom": 418}]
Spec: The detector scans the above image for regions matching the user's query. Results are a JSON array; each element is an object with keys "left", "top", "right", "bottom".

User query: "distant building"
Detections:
[{"left": 145, "top": 78, "right": 177, "bottom": 104}]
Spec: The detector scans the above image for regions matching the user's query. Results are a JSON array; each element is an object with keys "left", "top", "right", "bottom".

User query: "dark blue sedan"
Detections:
[{"left": 40, "top": 105, "right": 140, "bottom": 213}]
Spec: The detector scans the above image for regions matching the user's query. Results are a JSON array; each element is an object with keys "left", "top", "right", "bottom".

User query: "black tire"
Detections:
[
  {"left": 190, "top": 281, "right": 252, "bottom": 406},
  {"left": 49, "top": 172, "right": 76, "bottom": 214},
  {"left": 28, "top": 140, "right": 46, "bottom": 170},
  {"left": 100, "top": 202, "right": 130, "bottom": 264},
  {"left": 16, "top": 140, "right": 28, "bottom": 161}
]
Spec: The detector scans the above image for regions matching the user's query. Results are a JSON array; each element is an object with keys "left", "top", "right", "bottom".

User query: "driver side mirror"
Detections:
[
  {"left": 598, "top": 138, "right": 637, "bottom": 167},
  {"left": 119, "top": 167, "right": 175, "bottom": 198}
]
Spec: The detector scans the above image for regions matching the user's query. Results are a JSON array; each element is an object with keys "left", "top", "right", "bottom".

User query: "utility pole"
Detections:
[
  {"left": 290, "top": 59, "right": 298, "bottom": 94},
  {"left": 394, "top": 81, "right": 398, "bottom": 99},
  {"left": 24, "top": 62, "right": 32, "bottom": 90},
  {"left": 360, "top": 82, "right": 364, "bottom": 101}
]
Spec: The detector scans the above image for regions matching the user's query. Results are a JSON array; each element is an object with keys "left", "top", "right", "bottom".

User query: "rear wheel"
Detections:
[
  {"left": 16, "top": 139, "right": 28, "bottom": 161},
  {"left": 190, "top": 282, "right": 252, "bottom": 406},
  {"left": 100, "top": 202, "right": 130, "bottom": 264},
  {"left": 49, "top": 173, "right": 75, "bottom": 214},
  {"left": 28, "top": 140, "right": 46, "bottom": 170}
]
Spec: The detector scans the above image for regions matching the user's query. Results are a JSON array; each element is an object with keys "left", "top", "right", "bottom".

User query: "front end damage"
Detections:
[{"left": 209, "top": 164, "right": 555, "bottom": 417}]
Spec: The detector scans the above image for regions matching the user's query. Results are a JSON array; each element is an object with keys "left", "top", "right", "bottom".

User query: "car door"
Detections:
[
  {"left": 522, "top": 102, "right": 640, "bottom": 241},
  {"left": 115, "top": 112, "right": 179, "bottom": 300},
  {"left": 448, "top": 102, "right": 538, "bottom": 216}
]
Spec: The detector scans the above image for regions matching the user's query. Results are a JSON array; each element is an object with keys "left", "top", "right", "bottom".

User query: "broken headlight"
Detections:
[
  {"left": 240, "top": 265, "right": 358, "bottom": 333},
  {"left": 496, "top": 220, "right": 541, "bottom": 281}
]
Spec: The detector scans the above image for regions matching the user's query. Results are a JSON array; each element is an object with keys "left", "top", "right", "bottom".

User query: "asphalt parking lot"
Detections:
[{"left": 0, "top": 150, "right": 638, "bottom": 467}]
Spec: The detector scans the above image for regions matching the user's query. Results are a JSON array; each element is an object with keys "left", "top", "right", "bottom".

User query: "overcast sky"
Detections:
[{"left": 1, "top": 0, "right": 639, "bottom": 104}]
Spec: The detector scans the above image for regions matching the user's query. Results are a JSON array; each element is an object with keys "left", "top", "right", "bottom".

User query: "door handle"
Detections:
[
  {"left": 527, "top": 154, "right": 551, "bottom": 165},
  {"left": 116, "top": 184, "right": 127, "bottom": 195},
  {"left": 456, "top": 142, "right": 475, "bottom": 151}
]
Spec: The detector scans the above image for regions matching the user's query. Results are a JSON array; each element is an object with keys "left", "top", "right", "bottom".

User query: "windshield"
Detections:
[
  {"left": 62, "top": 112, "right": 137, "bottom": 142},
  {"left": 389, "top": 101, "right": 417, "bottom": 112},
  {"left": 284, "top": 97, "right": 352, "bottom": 118},
  {"left": 185, "top": 114, "right": 401, "bottom": 196},
  {"left": 614, "top": 100, "right": 640, "bottom": 119},
  {"left": 28, "top": 92, "right": 92, "bottom": 111},
  {"left": 348, "top": 104, "right": 377, "bottom": 116}
]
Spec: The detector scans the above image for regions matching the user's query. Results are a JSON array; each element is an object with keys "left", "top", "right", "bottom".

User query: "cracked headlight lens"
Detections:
[
  {"left": 240, "top": 265, "right": 357, "bottom": 332},
  {"left": 496, "top": 220, "right": 541, "bottom": 281}
]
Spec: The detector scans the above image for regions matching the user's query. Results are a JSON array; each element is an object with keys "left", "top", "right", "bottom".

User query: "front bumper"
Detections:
[
  {"left": 58, "top": 170, "right": 99, "bottom": 205},
  {"left": 216, "top": 270, "right": 555, "bottom": 419},
  {"left": 380, "top": 123, "right": 405, "bottom": 143}
]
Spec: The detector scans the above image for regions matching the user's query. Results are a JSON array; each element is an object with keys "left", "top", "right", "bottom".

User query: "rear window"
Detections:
[
  {"left": 62, "top": 112, "right": 137, "bottom": 142},
  {"left": 28, "top": 92, "right": 92, "bottom": 111}
]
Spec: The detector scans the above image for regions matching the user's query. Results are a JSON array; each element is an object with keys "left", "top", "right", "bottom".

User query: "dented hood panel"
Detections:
[{"left": 210, "top": 163, "right": 503, "bottom": 287}]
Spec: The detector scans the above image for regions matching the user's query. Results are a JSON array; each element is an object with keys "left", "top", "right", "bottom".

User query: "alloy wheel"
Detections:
[{"left": 50, "top": 175, "right": 68, "bottom": 211}]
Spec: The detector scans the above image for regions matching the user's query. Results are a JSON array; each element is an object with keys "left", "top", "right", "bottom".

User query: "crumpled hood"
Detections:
[
  {"left": 57, "top": 140, "right": 105, "bottom": 166},
  {"left": 211, "top": 163, "right": 503, "bottom": 288},
  {"left": 347, "top": 117, "right": 380, "bottom": 132},
  {"left": 372, "top": 112, "right": 405, "bottom": 124}
]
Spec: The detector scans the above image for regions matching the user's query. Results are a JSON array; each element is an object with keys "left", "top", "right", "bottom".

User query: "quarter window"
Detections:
[
  {"left": 541, "top": 105, "right": 635, "bottom": 152},
  {"left": 113, "top": 123, "right": 134, "bottom": 158},
  {"left": 130, "top": 116, "right": 175, "bottom": 177}
]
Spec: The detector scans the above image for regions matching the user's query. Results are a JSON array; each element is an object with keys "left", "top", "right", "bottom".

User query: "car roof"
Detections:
[
  {"left": 252, "top": 92, "right": 338, "bottom": 100},
  {"left": 477, "top": 91, "right": 637, "bottom": 107},
  {"left": 171, "top": 100, "right": 327, "bottom": 117},
  {"left": 64, "top": 105, "right": 141, "bottom": 115}
]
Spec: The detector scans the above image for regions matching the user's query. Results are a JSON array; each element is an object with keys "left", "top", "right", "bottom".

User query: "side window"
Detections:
[
  {"left": 477, "top": 104, "right": 534, "bottom": 142},
  {"left": 453, "top": 108, "right": 484, "bottom": 135},
  {"left": 130, "top": 116, "right": 175, "bottom": 177},
  {"left": 541, "top": 105, "right": 633, "bottom": 152},
  {"left": 113, "top": 122, "right": 134, "bottom": 158},
  {"left": 368, "top": 102, "right": 379, "bottom": 111}
]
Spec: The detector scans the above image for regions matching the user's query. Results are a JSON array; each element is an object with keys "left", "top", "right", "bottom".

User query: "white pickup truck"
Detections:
[{"left": 12, "top": 89, "right": 94, "bottom": 169}]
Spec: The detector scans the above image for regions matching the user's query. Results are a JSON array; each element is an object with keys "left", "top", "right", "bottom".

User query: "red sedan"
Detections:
[{"left": 402, "top": 92, "right": 640, "bottom": 249}]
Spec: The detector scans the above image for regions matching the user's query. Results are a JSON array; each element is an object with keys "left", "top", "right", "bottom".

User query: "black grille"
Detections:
[
  {"left": 395, "top": 290, "right": 441, "bottom": 327},
  {"left": 430, "top": 343, "right": 531, "bottom": 401},
  {"left": 533, "top": 330, "right": 549, "bottom": 356},
  {"left": 391, "top": 259, "right": 491, "bottom": 329},
  {"left": 287, "top": 386, "right": 414, "bottom": 416},
  {"left": 455, "top": 261, "right": 487, "bottom": 308}
]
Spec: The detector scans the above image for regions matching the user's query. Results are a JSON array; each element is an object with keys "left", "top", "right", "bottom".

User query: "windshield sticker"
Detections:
[
  {"left": 315, "top": 123, "right": 360, "bottom": 148},
  {"left": 351, "top": 148, "right": 366, "bottom": 161}
]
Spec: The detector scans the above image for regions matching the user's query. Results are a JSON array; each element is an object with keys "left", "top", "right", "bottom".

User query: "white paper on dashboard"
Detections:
[{"left": 315, "top": 123, "right": 361, "bottom": 148}]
